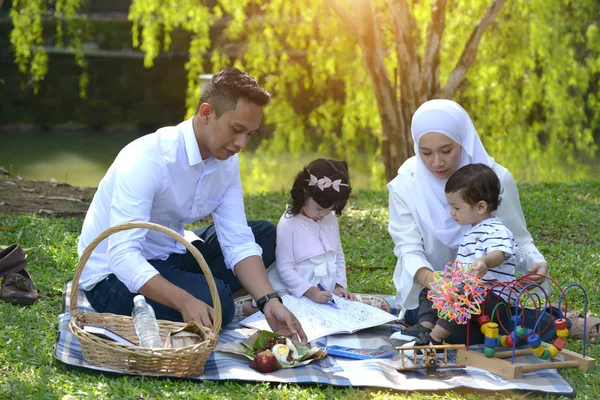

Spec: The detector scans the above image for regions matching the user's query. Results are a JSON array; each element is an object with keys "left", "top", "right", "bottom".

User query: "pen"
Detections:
[{"left": 317, "top": 283, "right": 336, "bottom": 304}]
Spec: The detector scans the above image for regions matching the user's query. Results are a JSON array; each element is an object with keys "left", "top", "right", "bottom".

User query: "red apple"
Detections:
[{"left": 249, "top": 350, "right": 281, "bottom": 373}]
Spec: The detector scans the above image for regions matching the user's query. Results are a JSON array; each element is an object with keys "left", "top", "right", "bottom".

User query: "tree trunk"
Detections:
[
  {"left": 421, "top": 0, "right": 448, "bottom": 101},
  {"left": 388, "top": 0, "right": 422, "bottom": 161},
  {"left": 330, "top": 0, "right": 409, "bottom": 182},
  {"left": 438, "top": 0, "right": 507, "bottom": 98},
  {"left": 331, "top": 0, "right": 507, "bottom": 181}
]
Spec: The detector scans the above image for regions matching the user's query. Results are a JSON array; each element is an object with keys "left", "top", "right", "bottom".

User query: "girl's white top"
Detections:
[{"left": 268, "top": 210, "right": 347, "bottom": 298}]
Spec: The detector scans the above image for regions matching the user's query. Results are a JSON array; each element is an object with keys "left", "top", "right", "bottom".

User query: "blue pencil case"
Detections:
[{"left": 326, "top": 345, "right": 394, "bottom": 360}]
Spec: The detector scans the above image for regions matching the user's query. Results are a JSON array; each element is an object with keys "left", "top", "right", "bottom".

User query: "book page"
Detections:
[{"left": 239, "top": 294, "right": 396, "bottom": 342}]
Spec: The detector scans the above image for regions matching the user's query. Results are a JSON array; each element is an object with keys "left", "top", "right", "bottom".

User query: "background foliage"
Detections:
[{"left": 5, "top": 0, "right": 600, "bottom": 183}]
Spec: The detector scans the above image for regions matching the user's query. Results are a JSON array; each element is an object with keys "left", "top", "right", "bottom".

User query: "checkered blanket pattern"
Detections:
[{"left": 54, "top": 281, "right": 573, "bottom": 394}]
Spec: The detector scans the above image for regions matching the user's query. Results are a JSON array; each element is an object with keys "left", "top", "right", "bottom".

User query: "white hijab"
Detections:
[{"left": 410, "top": 99, "right": 494, "bottom": 248}]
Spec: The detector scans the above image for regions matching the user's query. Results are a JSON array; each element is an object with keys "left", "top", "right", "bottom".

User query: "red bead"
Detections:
[
  {"left": 505, "top": 334, "right": 514, "bottom": 347},
  {"left": 554, "top": 318, "right": 567, "bottom": 330},
  {"left": 478, "top": 315, "right": 491, "bottom": 326},
  {"left": 554, "top": 337, "right": 566, "bottom": 351}
]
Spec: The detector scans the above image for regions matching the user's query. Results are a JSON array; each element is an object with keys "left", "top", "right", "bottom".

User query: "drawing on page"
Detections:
[
  {"left": 288, "top": 301, "right": 335, "bottom": 331},
  {"left": 335, "top": 298, "right": 384, "bottom": 323}
]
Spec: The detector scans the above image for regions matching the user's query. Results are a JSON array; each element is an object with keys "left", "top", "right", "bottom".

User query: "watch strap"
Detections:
[{"left": 256, "top": 292, "right": 282, "bottom": 313}]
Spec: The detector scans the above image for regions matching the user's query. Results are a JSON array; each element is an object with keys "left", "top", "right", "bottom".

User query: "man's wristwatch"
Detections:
[{"left": 256, "top": 292, "right": 282, "bottom": 314}]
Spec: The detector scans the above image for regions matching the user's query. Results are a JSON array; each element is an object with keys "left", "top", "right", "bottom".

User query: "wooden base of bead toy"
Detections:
[{"left": 455, "top": 344, "right": 595, "bottom": 379}]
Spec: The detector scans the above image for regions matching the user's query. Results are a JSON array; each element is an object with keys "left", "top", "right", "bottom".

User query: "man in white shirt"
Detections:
[{"left": 78, "top": 68, "right": 306, "bottom": 341}]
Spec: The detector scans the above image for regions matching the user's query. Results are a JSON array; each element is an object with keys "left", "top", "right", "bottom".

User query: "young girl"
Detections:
[
  {"left": 267, "top": 158, "right": 390, "bottom": 309},
  {"left": 407, "top": 163, "right": 518, "bottom": 345}
]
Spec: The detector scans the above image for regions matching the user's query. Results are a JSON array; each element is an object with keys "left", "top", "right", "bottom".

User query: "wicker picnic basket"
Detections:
[{"left": 69, "top": 221, "right": 221, "bottom": 377}]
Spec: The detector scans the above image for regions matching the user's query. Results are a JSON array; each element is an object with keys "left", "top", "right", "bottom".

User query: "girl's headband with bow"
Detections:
[{"left": 306, "top": 174, "right": 349, "bottom": 192}]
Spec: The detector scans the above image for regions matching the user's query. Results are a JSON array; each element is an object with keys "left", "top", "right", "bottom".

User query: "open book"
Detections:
[{"left": 239, "top": 294, "right": 397, "bottom": 343}]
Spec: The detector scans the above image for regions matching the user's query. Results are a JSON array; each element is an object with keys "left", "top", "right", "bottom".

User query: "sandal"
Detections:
[
  {"left": 568, "top": 315, "right": 600, "bottom": 344},
  {"left": 233, "top": 295, "right": 256, "bottom": 317},
  {"left": 355, "top": 293, "right": 392, "bottom": 313},
  {"left": 564, "top": 309, "right": 591, "bottom": 319},
  {"left": 0, "top": 269, "right": 39, "bottom": 305},
  {"left": 0, "top": 244, "right": 28, "bottom": 278}
]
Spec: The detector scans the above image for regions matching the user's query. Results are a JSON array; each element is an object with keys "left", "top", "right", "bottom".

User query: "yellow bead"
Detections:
[
  {"left": 548, "top": 345, "right": 559, "bottom": 358},
  {"left": 531, "top": 345, "right": 545, "bottom": 357},
  {"left": 487, "top": 322, "right": 499, "bottom": 339},
  {"left": 500, "top": 335, "right": 508, "bottom": 347},
  {"left": 556, "top": 328, "right": 569, "bottom": 339},
  {"left": 480, "top": 322, "right": 490, "bottom": 335}
]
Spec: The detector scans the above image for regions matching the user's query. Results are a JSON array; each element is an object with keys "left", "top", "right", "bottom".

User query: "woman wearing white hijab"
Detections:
[{"left": 387, "top": 99, "right": 597, "bottom": 344}]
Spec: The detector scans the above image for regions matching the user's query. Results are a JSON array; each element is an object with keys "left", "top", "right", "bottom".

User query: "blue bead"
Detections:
[
  {"left": 510, "top": 314, "right": 522, "bottom": 326},
  {"left": 484, "top": 336, "right": 498, "bottom": 348},
  {"left": 511, "top": 331, "right": 519, "bottom": 344},
  {"left": 527, "top": 333, "right": 542, "bottom": 348}
]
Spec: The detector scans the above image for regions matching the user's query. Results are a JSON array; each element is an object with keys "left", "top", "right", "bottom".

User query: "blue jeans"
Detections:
[
  {"left": 405, "top": 288, "right": 569, "bottom": 344},
  {"left": 84, "top": 220, "right": 276, "bottom": 326}
]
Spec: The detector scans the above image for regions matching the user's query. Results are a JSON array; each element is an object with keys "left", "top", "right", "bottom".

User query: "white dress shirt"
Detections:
[
  {"left": 387, "top": 157, "right": 546, "bottom": 312},
  {"left": 77, "top": 118, "right": 262, "bottom": 292}
]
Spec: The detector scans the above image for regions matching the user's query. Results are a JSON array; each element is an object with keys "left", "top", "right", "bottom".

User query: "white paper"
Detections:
[{"left": 239, "top": 294, "right": 397, "bottom": 343}]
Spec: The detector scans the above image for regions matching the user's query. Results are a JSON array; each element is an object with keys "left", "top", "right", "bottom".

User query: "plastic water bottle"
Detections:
[{"left": 131, "top": 295, "right": 163, "bottom": 348}]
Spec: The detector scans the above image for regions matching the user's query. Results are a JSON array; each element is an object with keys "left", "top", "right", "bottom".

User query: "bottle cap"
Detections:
[{"left": 133, "top": 295, "right": 146, "bottom": 305}]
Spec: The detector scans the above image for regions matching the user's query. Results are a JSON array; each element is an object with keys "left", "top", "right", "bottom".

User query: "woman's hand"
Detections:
[
  {"left": 262, "top": 299, "right": 307, "bottom": 342},
  {"left": 527, "top": 262, "right": 548, "bottom": 283},
  {"left": 334, "top": 285, "right": 356, "bottom": 300},
  {"left": 304, "top": 286, "right": 332, "bottom": 304}
]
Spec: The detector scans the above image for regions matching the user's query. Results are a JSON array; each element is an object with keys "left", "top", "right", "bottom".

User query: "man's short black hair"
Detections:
[
  {"left": 196, "top": 68, "right": 271, "bottom": 118},
  {"left": 445, "top": 163, "right": 502, "bottom": 211}
]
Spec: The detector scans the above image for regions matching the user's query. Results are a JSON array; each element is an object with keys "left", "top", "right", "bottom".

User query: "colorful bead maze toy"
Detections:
[{"left": 453, "top": 275, "right": 596, "bottom": 379}]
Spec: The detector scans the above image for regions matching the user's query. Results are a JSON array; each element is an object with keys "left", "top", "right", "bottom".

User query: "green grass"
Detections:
[{"left": 1, "top": 181, "right": 599, "bottom": 399}]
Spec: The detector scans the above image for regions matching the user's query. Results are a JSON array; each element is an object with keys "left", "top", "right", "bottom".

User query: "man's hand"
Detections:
[
  {"left": 177, "top": 297, "right": 215, "bottom": 328},
  {"left": 263, "top": 299, "right": 307, "bottom": 342},
  {"left": 140, "top": 275, "right": 215, "bottom": 328},
  {"left": 304, "top": 286, "right": 333, "bottom": 304},
  {"left": 473, "top": 258, "right": 488, "bottom": 277},
  {"left": 334, "top": 285, "right": 356, "bottom": 301},
  {"left": 527, "top": 262, "right": 548, "bottom": 283}
]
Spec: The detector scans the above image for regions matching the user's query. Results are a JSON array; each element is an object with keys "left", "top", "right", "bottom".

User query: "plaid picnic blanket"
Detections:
[{"left": 54, "top": 281, "right": 574, "bottom": 394}]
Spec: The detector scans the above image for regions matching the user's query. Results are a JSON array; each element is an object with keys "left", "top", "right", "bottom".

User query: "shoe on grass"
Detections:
[{"left": 1, "top": 269, "right": 39, "bottom": 305}]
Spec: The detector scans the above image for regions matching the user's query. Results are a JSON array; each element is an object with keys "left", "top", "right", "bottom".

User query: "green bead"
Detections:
[
  {"left": 516, "top": 326, "right": 528, "bottom": 338},
  {"left": 540, "top": 349, "right": 551, "bottom": 359},
  {"left": 483, "top": 346, "right": 496, "bottom": 358}
]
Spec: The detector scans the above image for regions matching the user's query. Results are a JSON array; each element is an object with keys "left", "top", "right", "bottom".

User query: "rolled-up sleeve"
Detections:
[
  {"left": 212, "top": 167, "right": 262, "bottom": 272},
  {"left": 107, "top": 151, "right": 163, "bottom": 292},
  {"left": 388, "top": 180, "right": 433, "bottom": 310}
]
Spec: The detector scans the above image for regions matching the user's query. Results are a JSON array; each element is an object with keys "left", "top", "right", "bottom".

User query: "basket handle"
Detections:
[{"left": 70, "top": 221, "right": 222, "bottom": 335}]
